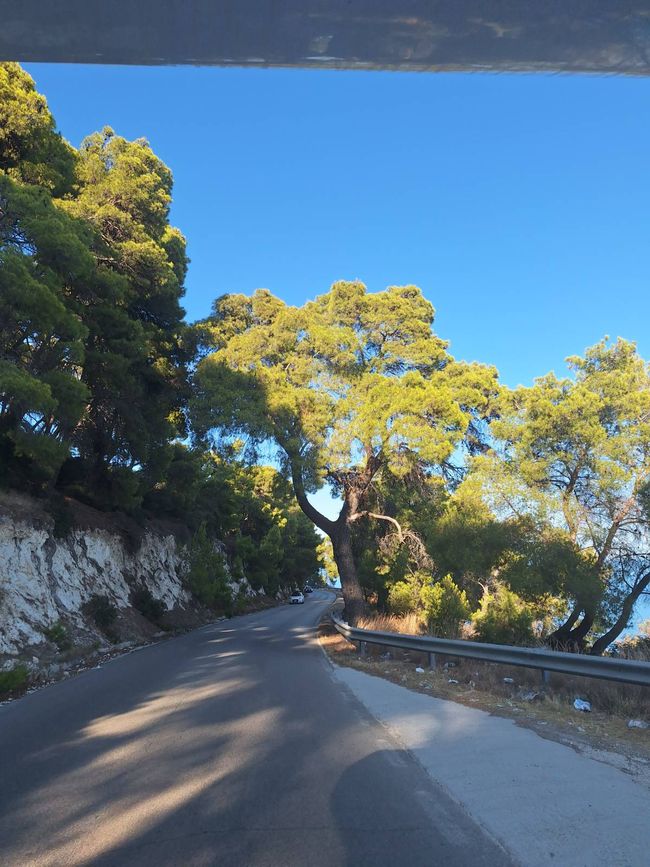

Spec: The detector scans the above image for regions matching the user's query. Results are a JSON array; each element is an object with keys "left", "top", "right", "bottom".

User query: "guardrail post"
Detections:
[
  {"left": 428, "top": 652, "right": 437, "bottom": 670},
  {"left": 359, "top": 641, "right": 368, "bottom": 657},
  {"left": 541, "top": 668, "right": 550, "bottom": 686}
]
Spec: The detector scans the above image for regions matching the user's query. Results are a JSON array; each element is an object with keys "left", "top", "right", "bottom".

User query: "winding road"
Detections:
[{"left": 0, "top": 590, "right": 511, "bottom": 866}]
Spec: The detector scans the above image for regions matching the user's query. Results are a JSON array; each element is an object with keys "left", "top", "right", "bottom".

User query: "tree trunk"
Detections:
[
  {"left": 546, "top": 602, "right": 582, "bottom": 649},
  {"left": 288, "top": 458, "right": 367, "bottom": 624},
  {"left": 589, "top": 572, "right": 650, "bottom": 656},
  {"left": 331, "top": 522, "right": 366, "bottom": 625},
  {"left": 565, "top": 606, "right": 596, "bottom": 647}
]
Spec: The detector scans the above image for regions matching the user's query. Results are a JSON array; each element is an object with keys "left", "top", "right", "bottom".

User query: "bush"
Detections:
[
  {"left": 420, "top": 575, "right": 470, "bottom": 638},
  {"left": 86, "top": 594, "right": 119, "bottom": 639},
  {"left": 47, "top": 496, "right": 75, "bottom": 539},
  {"left": 43, "top": 621, "right": 71, "bottom": 650},
  {"left": 472, "top": 583, "right": 534, "bottom": 645},
  {"left": 131, "top": 586, "right": 166, "bottom": 625},
  {"left": 186, "top": 524, "right": 233, "bottom": 613},
  {"left": 387, "top": 581, "right": 415, "bottom": 614},
  {"left": 0, "top": 664, "right": 28, "bottom": 696},
  {"left": 387, "top": 573, "right": 428, "bottom": 615}
]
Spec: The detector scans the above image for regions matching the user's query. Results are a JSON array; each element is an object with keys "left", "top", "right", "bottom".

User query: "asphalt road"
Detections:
[{"left": 0, "top": 591, "right": 512, "bottom": 866}]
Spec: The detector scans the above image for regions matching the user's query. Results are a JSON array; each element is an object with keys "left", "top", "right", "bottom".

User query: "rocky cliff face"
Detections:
[{"left": 0, "top": 492, "right": 252, "bottom": 665}]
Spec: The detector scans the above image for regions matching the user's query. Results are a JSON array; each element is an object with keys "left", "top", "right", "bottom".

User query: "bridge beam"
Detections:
[{"left": 1, "top": 1, "right": 649, "bottom": 74}]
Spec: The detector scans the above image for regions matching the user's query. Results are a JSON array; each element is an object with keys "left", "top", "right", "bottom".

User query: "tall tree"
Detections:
[
  {"left": 192, "top": 281, "right": 498, "bottom": 622},
  {"left": 0, "top": 64, "right": 92, "bottom": 489},
  {"left": 483, "top": 338, "right": 650, "bottom": 652},
  {"left": 60, "top": 128, "right": 190, "bottom": 503},
  {"left": 0, "top": 175, "right": 95, "bottom": 488}
]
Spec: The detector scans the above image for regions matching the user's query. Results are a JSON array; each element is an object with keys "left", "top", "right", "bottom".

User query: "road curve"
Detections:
[{"left": 0, "top": 591, "right": 512, "bottom": 866}]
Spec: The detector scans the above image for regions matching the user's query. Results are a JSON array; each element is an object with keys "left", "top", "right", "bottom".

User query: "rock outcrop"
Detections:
[{"left": 0, "top": 491, "right": 254, "bottom": 665}]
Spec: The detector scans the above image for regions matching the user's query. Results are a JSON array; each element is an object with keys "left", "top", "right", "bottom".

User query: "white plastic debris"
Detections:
[
  {"left": 448, "top": 678, "right": 459, "bottom": 684},
  {"left": 573, "top": 698, "right": 591, "bottom": 713},
  {"left": 628, "top": 719, "right": 649, "bottom": 730},
  {"left": 415, "top": 666, "right": 425, "bottom": 673},
  {"left": 503, "top": 677, "right": 515, "bottom": 684}
]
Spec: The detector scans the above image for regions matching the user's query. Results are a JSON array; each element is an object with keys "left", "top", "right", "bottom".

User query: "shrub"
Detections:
[
  {"left": 420, "top": 575, "right": 471, "bottom": 638},
  {"left": 86, "top": 593, "right": 119, "bottom": 639},
  {"left": 472, "top": 583, "right": 534, "bottom": 645},
  {"left": 387, "top": 581, "right": 415, "bottom": 614},
  {"left": 47, "top": 496, "right": 74, "bottom": 539},
  {"left": 43, "top": 621, "right": 71, "bottom": 650},
  {"left": 0, "top": 664, "right": 28, "bottom": 696},
  {"left": 387, "top": 572, "right": 429, "bottom": 615},
  {"left": 131, "top": 586, "right": 166, "bottom": 625},
  {"left": 186, "top": 524, "right": 233, "bottom": 613}
]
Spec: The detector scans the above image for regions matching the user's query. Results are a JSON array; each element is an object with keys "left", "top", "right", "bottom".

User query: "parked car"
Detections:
[{"left": 290, "top": 590, "right": 305, "bottom": 604}]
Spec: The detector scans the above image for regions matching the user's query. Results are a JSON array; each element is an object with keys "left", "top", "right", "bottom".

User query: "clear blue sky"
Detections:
[{"left": 26, "top": 63, "right": 650, "bottom": 390}]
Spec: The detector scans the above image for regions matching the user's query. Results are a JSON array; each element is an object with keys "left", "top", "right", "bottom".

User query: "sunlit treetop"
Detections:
[
  {"left": 194, "top": 281, "right": 499, "bottom": 490},
  {"left": 490, "top": 337, "right": 650, "bottom": 529},
  {"left": 0, "top": 63, "right": 76, "bottom": 196}
]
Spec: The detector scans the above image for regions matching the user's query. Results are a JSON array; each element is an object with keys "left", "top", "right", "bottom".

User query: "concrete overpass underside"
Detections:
[{"left": 1, "top": 1, "right": 650, "bottom": 74}]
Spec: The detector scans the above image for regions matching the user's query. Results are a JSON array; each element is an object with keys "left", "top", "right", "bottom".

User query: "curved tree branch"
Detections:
[
  {"left": 289, "top": 458, "right": 338, "bottom": 537},
  {"left": 364, "top": 511, "right": 404, "bottom": 542}
]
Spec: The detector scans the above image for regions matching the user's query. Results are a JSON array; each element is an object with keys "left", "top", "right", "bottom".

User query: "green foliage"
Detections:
[
  {"left": 420, "top": 575, "right": 470, "bottom": 638},
  {"left": 57, "top": 128, "right": 190, "bottom": 509},
  {"left": 0, "top": 63, "right": 76, "bottom": 195},
  {"left": 1, "top": 65, "right": 189, "bottom": 510},
  {"left": 387, "top": 580, "right": 418, "bottom": 615},
  {"left": 499, "top": 524, "right": 600, "bottom": 610},
  {"left": 192, "top": 281, "right": 498, "bottom": 620},
  {"left": 186, "top": 524, "right": 232, "bottom": 612},
  {"left": 0, "top": 663, "right": 28, "bottom": 696},
  {"left": 142, "top": 447, "right": 321, "bottom": 598},
  {"left": 43, "top": 621, "right": 71, "bottom": 650},
  {"left": 131, "top": 587, "right": 167, "bottom": 625},
  {"left": 317, "top": 537, "right": 338, "bottom": 585},
  {"left": 85, "top": 594, "right": 119, "bottom": 639},
  {"left": 193, "top": 283, "right": 498, "bottom": 485},
  {"left": 474, "top": 337, "right": 650, "bottom": 649},
  {"left": 427, "top": 490, "right": 509, "bottom": 595},
  {"left": 471, "top": 584, "right": 534, "bottom": 646},
  {"left": 0, "top": 173, "right": 93, "bottom": 490},
  {"left": 46, "top": 496, "right": 75, "bottom": 539}
]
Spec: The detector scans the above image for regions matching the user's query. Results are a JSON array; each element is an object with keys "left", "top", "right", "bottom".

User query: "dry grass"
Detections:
[
  {"left": 318, "top": 615, "right": 650, "bottom": 764},
  {"left": 357, "top": 612, "right": 423, "bottom": 636}
]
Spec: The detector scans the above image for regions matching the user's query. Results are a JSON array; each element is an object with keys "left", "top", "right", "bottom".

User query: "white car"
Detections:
[{"left": 290, "top": 590, "right": 305, "bottom": 604}]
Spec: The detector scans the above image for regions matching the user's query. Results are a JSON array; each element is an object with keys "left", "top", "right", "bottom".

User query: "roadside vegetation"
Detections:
[
  {"left": 0, "top": 63, "right": 321, "bottom": 615},
  {"left": 193, "top": 287, "right": 650, "bottom": 654},
  {"left": 2, "top": 62, "right": 650, "bottom": 656},
  {"left": 0, "top": 663, "right": 28, "bottom": 698}
]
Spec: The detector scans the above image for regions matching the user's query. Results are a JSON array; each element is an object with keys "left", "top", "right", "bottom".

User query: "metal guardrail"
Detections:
[{"left": 331, "top": 613, "right": 650, "bottom": 687}]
